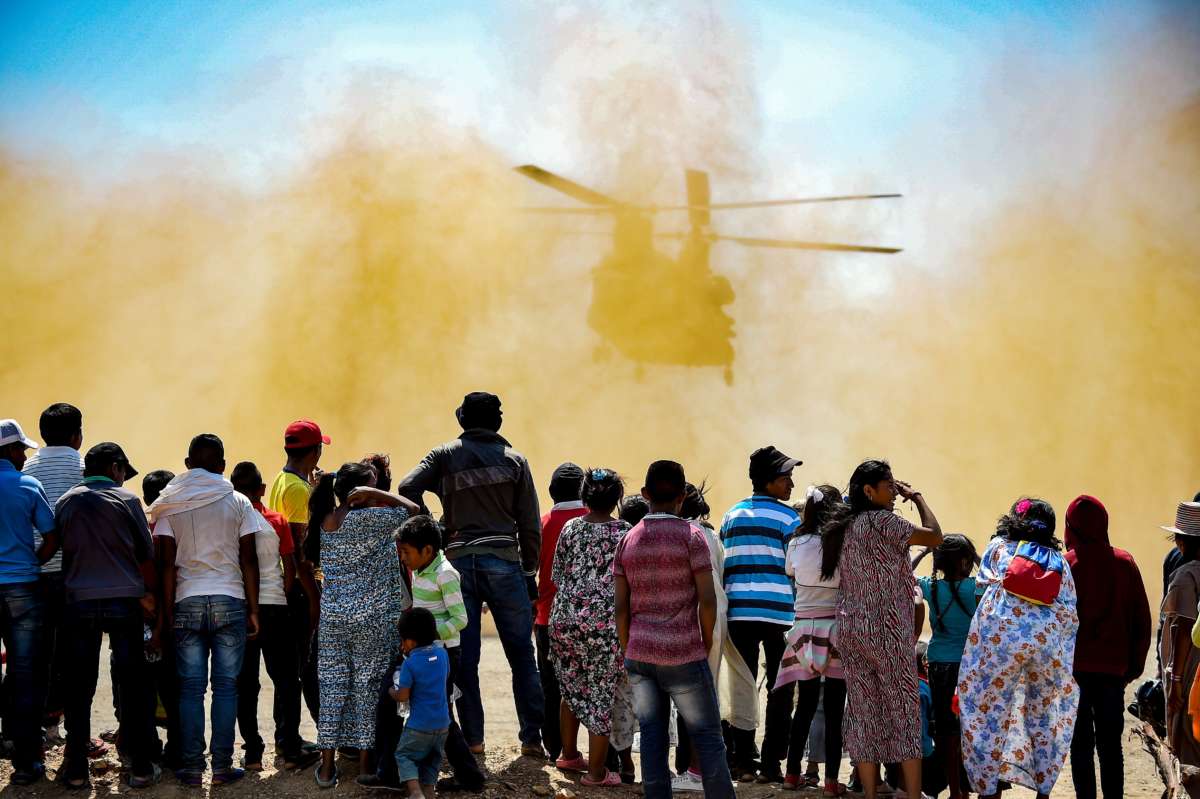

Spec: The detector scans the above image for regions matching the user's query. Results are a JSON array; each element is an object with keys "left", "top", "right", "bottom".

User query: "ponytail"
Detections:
[{"left": 307, "top": 472, "right": 336, "bottom": 535}]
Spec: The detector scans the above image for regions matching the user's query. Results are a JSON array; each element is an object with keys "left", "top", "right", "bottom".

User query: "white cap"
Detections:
[{"left": 0, "top": 419, "right": 38, "bottom": 450}]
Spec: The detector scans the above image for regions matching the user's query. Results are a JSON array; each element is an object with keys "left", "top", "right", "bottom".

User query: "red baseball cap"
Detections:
[{"left": 284, "top": 419, "right": 330, "bottom": 449}]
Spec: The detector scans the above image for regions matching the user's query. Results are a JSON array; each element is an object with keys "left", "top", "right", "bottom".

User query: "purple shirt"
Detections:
[{"left": 614, "top": 513, "right": 712, "bottom": 666}]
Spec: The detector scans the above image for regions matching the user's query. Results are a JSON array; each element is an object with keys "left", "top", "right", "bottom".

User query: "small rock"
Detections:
[
  {"left": 555, "top": 789, "right": 577, "bottom": 799},
  {"left": 531, "top": 786, "right": 553, "bottom": 796}
]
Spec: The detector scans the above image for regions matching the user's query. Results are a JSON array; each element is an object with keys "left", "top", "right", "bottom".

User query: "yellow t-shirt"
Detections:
[{"left": 268, "top": 470, "right": 311, "bottom": 525}]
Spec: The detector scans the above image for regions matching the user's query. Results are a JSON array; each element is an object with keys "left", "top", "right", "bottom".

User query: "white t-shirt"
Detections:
[
  {"left": 252, "top": 510, "right": 288, "bottom": 607},
  {"left": 154, "top": 492, "right": 258, "bottom": 602},
  {"left": 785, "top": 533, "right": 840, "bottom": 615}
]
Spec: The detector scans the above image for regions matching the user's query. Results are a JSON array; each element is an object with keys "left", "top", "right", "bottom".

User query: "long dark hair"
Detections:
[
  {"left": 997, "top": 497, "right": 1060, "bottom": 550},
  {"left": 306, "top": 462, "right": 376, "bottom": 564},
  {"left": 820, "top": 460, "right": 892, "bottom": 581},
  {"left": 929, "top": 533, "right": 978, "bottom": 632}
]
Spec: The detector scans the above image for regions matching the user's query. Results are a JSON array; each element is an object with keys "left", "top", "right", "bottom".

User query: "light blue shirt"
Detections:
[{"left": 0, "top": 460, "right": 55, "bottom": 584}]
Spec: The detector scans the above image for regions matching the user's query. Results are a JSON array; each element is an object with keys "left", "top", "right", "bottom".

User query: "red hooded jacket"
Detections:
[{"left": 1064, "top": 495, "right": 1152, "bottom": 680}]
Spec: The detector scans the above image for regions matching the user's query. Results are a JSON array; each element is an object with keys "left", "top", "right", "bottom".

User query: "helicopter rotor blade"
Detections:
[
  {"left": 656, "top": 231, "right": 901, "bottom": 254},
  {"left": 650, "top": 193, "right": 902, "bottom": 211},
  {"left": 514, "top": 165, "right": 624, "bottom": 207}
]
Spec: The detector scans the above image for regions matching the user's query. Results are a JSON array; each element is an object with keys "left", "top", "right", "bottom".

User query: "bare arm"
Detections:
[
  {"left": 615, "top": 574, "right": 631, "bottom": 652},
  {"left": 281, "top": 552, "right": 297, "bottom": 596},
  {"left": 239, "top": 535, "right": 260, "bottom": 640},
  {"left": 694, "top": 569, "right": 717, "bottom": 655},
  {"left": 896, "top": 482, "right": 942, "bottom": 548},
  {"left": 388, "top": 686, "right": 412, "bottom": 702},
  {"left": 346, "top": 487, "right": 420, "bottom": 514},
  {"left": 36, "top": 531, "right": 60, "bottom": 564},
  {"left": 155, "top": 536, "right": 177, "bottom": 647}
]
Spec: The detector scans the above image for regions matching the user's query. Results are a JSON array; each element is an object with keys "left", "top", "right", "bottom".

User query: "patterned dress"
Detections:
[
  {"left": 836, "top": 510, "right": 922, "bottom": 764},
  {"left": 958, "top": 537, "right": 1079, "bottom": 796},
  {"left": 548, "top": 517, "right": 636, "bottom": 748},
  {"left": 317, "top": 506, "right": 411, "bottom": 749}
]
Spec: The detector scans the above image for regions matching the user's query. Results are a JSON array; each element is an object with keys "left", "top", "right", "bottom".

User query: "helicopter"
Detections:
[{"left": 515, "top": 164, "right": 901, "bottom": 385}]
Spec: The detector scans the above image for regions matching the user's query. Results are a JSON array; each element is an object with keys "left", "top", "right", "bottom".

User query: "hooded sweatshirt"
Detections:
[{"left": 1064, "top": 495, "right": 1152, "bottom": 679}]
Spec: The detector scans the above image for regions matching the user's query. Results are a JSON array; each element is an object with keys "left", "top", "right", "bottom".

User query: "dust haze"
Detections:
[{"left": 1, "top": 3, "right": 1197, "bottom": 605}]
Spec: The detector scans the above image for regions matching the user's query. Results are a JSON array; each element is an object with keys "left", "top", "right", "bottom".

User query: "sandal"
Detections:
[
  {"left": 823, "top": 780, "right": 849, "bottom": 797},
  {"left": 804, "top": 773, "right": 821, "bottom": 788},
  {"left": 314, "top": 764, "right": 339, "bottom": 789},
  {"left": 555, "top": 754, "right": 588, "bottom": 773},
  {"left": 580, "top": 770, "right": 622, "bottom": 787}
]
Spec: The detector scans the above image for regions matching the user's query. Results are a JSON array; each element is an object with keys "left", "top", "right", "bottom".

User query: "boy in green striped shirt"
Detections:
[{"left": 395, "top": 515, "right": 483, "bottom": 791}]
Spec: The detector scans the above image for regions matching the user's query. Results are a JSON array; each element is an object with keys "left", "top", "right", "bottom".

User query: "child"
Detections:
[
  {"left": 917, "top": 534, "right": 979, "bottom": 799},
  {"left": 776, "top": 484, "right": 847, "bottom": 795},
  {"left": 390, "top": 609, "right": 450, "bottom": 799},
  {"left": 396, "top": 515, "right": 485, "bottom": 792}
]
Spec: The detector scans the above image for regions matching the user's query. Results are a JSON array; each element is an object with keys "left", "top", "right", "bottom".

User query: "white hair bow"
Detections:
[{"left": 806, "top": 485, "right": 824, "bottom": 504}]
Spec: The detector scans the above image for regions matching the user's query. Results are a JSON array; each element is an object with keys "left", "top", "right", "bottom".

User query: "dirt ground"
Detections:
[{"left": 0, "top": 637, "right": 1165, "bottom": 797}]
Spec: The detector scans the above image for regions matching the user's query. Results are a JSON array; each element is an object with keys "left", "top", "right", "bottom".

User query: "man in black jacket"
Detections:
[{"left": 398, "top": 392, "right": 545, "bottom": 757}]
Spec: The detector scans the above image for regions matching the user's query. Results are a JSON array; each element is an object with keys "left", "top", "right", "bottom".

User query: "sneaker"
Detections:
[
  {"left": 129, "top": 764, "right": 163, "bottom": 789},
  {"left": 671, "top": 770, "right": 705, "bottom": 793},
  {"left": 244, "top": 757, "right": 264, "bottom": 772},
  {"left": 11, "top": 762, "right": 45, "bottom": 786},
  {"left": 175, "top": 770, "right": 204, "bottom": 786},
  {"left": 521, "top": 743, "right": 546, "bottom": 759},
  {"left": 212, "top": 768, "right": 246, "bottom": 786},
  {"left": 283, "top": 749, "right": 322, "bottom": 770}
]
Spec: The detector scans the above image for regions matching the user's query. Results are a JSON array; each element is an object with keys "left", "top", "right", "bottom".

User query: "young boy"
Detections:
[
  {"left": 396, "top": 515, "right": 484, "bottom": 792},
  {"left": 614, "top": 460, "right": 735, "bottom": 799},
  {"left": 390, "top": 609, "right": 450, "bottom": 799}
]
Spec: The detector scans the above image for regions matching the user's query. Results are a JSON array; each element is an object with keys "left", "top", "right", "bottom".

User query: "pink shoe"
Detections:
[
  {"left": 555, "top": 754, "right": 588, "bottom": 773},
  {"left": 581, "top": 770, "right": 622, "bottom": 787}
]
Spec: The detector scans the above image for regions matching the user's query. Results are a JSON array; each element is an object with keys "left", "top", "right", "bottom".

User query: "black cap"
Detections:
[
  {"left": 549, "top": 462, "right": 585, "bottom": 502},
  {"left": 84, "top": 442, "right": 138, "bottom": 480},
  {"left": 456, "top": 392, "right": 502, "bottom": 429},
  {"left": 748, "top": 445, "right": 800, "bottom": 484}
]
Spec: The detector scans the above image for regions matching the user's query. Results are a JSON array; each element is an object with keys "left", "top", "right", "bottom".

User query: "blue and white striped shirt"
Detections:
[
  {"left": 23, "top": 445, "right": 83, "bottom": 574},
  {"left": 720, "top": 495, "right": 801, "bottom": 625}
]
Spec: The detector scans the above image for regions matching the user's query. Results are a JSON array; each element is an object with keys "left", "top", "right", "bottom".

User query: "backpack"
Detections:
[{"left": 1001, "top": 540, "right": 1064, "bottom": 605}]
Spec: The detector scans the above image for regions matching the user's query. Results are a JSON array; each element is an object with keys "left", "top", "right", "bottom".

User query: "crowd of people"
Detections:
[{"left": 0, "top": 393, "right": 1195, "bottom": 799}]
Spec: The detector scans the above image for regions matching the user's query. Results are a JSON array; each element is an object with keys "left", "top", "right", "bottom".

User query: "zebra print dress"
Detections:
[{"left": 836, "top": 510, "right": 923, "bottom": 764}]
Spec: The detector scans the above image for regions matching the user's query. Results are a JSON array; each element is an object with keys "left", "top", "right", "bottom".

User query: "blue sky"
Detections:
[{"left": 0, "top": 1, "right": 1117, "bottom": 181}]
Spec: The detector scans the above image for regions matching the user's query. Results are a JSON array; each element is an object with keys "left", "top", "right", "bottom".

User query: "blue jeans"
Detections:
[
  {"left": 626, "top": 657, "right": 734, "bottom": 799},
  {"left": 63, "top": 598, "right": 156, "bottom": 776},
  {"left": 452, "top": 553, "right": 544, "bottom": 747},
  {"left": 0, "top": 581, "right": 43, "bottom": 767},
  {"left": 394, "top": 727, "right": 448, "bottom": 785},
  {"left": 174, "top": 595, "right": 247, "bottom": 774}
]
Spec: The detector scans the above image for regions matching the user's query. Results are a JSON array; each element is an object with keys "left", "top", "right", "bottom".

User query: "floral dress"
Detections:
[
  {"left": 957, "top": 536, "right": 1079, "bottom": 796},
  {"left": 548, "top": 517, "right": 636, "bottom": 748}
]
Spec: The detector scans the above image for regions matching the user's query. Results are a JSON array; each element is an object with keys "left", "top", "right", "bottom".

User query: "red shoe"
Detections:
[{"left": 782, "top": 774, "right": 802, "bottom": 791}]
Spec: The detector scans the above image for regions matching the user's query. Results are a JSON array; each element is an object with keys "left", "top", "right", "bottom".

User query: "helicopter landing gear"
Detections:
[{"left": 723, "top": 366, "right": 734, "bottom": 386}]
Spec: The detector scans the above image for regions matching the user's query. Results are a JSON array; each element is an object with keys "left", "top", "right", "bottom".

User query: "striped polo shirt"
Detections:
[
  {"left": 720, "top": 495, "right": 801, "bottom": 625},
  {"left": 23, "top": 445, "right": 84, "bottom": 573},
  {"left": 411, "top": 551, "right": 468, "bottom": 647}
]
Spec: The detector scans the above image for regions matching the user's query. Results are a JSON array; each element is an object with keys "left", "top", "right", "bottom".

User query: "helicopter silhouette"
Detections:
[{"left": 516, "top": 164, "right": 901, "bottom": 385}]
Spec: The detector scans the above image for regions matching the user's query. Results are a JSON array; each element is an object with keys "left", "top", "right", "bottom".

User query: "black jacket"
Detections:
[{"left": 397, "top": 429, "right": 541, "bottom": 575}]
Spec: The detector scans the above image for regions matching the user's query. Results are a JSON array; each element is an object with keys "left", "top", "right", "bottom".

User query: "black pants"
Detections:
[
  {"left": 62, "top": 598, "right": 156, "bottom": 777},
  {"left": 1071, "top": 672, "right": 1125, "bottom": 799},
  {"left": 785, "top": 677, "right": 845, "bottom": 780},
  {"left": 286, "top": 585, "right": 320, "bottom": 725},
  {"left": 155, "top": 633, "right": 182, "bottom": 769},
  {"left": 38, "top": 572, "right": 69, "bottom": 722},
  {"left": 534, "top": 624, "right": 562, "bottom": 759},
  {"left": 237, "top": 604, "right": 303, "bottom": 761},
  {"left": 728, "top": 620, "right": 794, "bottom": 771}
]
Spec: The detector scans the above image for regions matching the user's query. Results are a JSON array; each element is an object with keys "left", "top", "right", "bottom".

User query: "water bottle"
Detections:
[
  {"left": 396, "top": 701, "right": 410, "bottom": 719},
  {"left": 144, "top": 623, "right": 161, "bottom": 664}
]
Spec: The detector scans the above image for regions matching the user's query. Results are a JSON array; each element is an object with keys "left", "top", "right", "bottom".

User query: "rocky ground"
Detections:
[{"left": 0, "top": 637, "right": 1165, "bottom": 797}]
